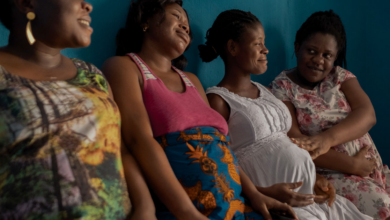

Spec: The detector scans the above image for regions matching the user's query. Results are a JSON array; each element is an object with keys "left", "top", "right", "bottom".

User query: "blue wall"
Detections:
[{"left": 0, "top": 0, "right": 388, "bottom": 164}]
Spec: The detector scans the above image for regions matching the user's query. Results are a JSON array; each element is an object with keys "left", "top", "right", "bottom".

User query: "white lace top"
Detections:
[{"left": 206, "top": 82, "right": 292, "bottom": 162}]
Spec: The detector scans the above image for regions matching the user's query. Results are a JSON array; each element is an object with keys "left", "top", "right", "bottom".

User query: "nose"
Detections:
[
  {"left": 262, "top": 45, "right": 269, "bottom": 55},
  {"left": 312, "top": 54, "right": 324, "bottom": 65},
  {"left": 179, "top": 24, "right": 189, "bottom": 34},
  {"left": 83, "top": 2, "right": 93, "bottom": 13}
]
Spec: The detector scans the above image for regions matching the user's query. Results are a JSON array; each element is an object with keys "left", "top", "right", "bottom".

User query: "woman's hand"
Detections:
[
  {"left": 314, "top": 174, "right": 336, "bottom": 207},
  {"left": 291, "top": 134, "right": 332, "bottom": 159},
  {"left": 352, "top": 146, "right": 376, "bottom": 177},
  {"left": 257, "top": 182, "right": 315, "bottom": 207},
  {"left": 249, "top": 192, "right": 298, "bottom": 220}
]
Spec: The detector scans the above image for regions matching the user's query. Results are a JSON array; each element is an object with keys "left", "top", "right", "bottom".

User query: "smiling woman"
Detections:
[{"left": 0, "top": 0, "right": 151, "bottom": 219}]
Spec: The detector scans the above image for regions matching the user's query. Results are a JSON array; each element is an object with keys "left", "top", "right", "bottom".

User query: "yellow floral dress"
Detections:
[{"left": 0, "top": 59, "right": 131, "bottom": 219}]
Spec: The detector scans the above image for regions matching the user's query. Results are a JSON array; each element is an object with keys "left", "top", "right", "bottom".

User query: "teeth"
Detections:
[{"left": 79, "top": 20, "right": 90, "bottom": 26}]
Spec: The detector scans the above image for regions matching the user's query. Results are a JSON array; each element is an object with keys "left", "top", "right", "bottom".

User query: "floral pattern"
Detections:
[{"left": 271, "top": 66, "right": 390, "bottom": 219}]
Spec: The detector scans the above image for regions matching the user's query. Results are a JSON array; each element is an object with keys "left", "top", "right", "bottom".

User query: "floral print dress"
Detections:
[
  {"left": 271, "top": 66, "right": 390, "bottom": 219},
  {"left": 0, "top": 59, "right": 131, "bottom": 219}
]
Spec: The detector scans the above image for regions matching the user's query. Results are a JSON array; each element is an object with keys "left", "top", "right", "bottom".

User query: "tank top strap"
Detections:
[
  {"left": 171, "top": 66, "right": 195, "bottom": 88},
  {"left": 127, "top": 53, "right": 157, "bottom": 82}
]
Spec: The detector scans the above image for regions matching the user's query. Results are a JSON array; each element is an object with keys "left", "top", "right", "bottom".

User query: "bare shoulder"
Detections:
[
  {"left": 207, "top": 93, "right": 230, "bottom": 121},
  {"left": 101, "top": 56, "right": 140, "bottom": 79},
  {"left": 184, "top": 71, "right": 202, "bottom": 85}
]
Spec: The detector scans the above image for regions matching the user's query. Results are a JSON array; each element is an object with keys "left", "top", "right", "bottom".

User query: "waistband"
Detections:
[{"left": 155, "top": 127, "right": 229, "bottom": 147}]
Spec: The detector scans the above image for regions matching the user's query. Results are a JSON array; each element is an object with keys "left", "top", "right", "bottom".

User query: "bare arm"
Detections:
[
  {"left": 102, "top": 57, "right": 205, "bottom": 220},
  {"left": 285, "top": 94, "right": 376, "bottom": 176},
  {"left": 106, "top": 83, "right": 156, "bottom": 219},
  {"left": 121, "top": 143, "right": 157, "bottom": 220},
  {"left": 321, "top": 78, "right": 376, "bottom": 146}
]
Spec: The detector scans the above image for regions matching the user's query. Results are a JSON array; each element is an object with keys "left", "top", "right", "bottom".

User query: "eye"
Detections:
[
  {"left": 172, "top": 13, "right": 180, "bottom": 19},
  {"left": 308, "top": 49, "right": 315, "bottom": 54},
  {"left": 324, "top": 54, "right": 332, "bottom": 59}
]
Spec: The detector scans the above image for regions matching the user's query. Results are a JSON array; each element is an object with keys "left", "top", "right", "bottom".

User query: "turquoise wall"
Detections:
[{"left": 0, "top": 0, "right": 388, "bottom": 164}]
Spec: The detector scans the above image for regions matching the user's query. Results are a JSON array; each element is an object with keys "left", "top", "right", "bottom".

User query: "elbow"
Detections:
[{"left": 368, "top": 109, "right": 377, "bottom": 129}]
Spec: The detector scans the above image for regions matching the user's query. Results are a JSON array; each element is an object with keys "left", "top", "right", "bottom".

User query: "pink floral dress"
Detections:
[{"left": 271, "top": 66, "right": 390, "bottom": 219}]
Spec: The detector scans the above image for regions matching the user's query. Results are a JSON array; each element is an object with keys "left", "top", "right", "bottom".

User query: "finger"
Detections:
[
  {"left": 310, "top": 149, "right": 321, "bottom": 160},
  {"left": 293, "top": 198, "right": 315, "bottom": 207},
  {"left": 314, "top": 194, "right": 329, "bottom": 204},
  {"left": 360, "top": 146, "right": 369, "bottom": 154},
  {"left": 288, "top": 182, "right": 303, "bottom": 190},
  {"left": 258, "top": 204, "right": 272, "bottom": 220},
  {"left": 327, "top": 184, "right": 336, "bottom": 207},
  {"left": 291, "top": 191, "right": 315, "bottom": 201},
  {"left": 316, "top": 179, "right": 329, "bottom": 192},
  {"left": 278, "top": 203, "right": 298, "bottom": 220}
]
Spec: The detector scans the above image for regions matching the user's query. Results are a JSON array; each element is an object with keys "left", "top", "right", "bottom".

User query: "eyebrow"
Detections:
[{"left": 174, "top": 9, "right": 182, "bottom": 14}]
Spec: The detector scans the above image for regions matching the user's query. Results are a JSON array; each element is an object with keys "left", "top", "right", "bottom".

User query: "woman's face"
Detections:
[
  {"left": 234, "top": 23, "right": 269, "bottom": 75},
  {"left": 146, "top": 3, "right": 190, "bottom": 58},
  {"left": 295, "top": 32, "right": 338, "bottom": 83},
  {"left": 32, "top": 0, "right": 93, "bottom": 48}
]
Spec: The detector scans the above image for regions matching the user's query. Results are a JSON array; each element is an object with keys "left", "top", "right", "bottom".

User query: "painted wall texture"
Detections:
[{"left": 0, "top": 0, "right": 389, "bottom": 164}]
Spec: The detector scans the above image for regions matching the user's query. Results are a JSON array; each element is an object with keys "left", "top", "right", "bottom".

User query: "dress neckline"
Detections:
[
  {"left": 130, "top": 53, "right": 189, "bottom": 95},
  {"left": 209, "top": 81, "right": 264, "bottom": 101}
]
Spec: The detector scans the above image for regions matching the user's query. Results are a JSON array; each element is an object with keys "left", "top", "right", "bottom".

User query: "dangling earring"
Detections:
[
  {"left": 143, "top": 26, "right": 148, "bottom": 32},
  {"left": 26, "top": 12, "right": 36, "bottom": 45}
]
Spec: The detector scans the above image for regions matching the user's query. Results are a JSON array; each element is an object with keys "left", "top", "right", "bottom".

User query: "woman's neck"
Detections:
[
  {"left": 4, "top": 33, "right": 63, "bottom": 69},
  {"left": 219, "top": 62, "right": 253, "bottom": 93},
  {"left": 137, "top": 42, "right": 175, "bottom": 74},
  {"left": 292, "top": 69, "right": 319, "bottom": 90}
]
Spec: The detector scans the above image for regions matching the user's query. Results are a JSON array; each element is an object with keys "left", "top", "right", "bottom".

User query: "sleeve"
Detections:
[
  {"left": 338, "top": 67, "right": 356, "bottom": 84},
  {"left": 270, "top": 78, "right": 291, "bottom": 102}
]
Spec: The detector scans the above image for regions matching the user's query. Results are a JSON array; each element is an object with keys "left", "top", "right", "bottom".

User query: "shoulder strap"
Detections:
[{"left": 127, "top": 53, "right": 157, "bottom": 81}]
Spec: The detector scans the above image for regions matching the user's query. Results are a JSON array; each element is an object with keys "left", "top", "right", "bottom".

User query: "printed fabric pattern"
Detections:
[
  {"left": 155, "top": 127, "right": 264, "bottom": 220},
  {"left": 271, "top": 66, "right": 390, "bottom": 219},
  {"left": 0, "top": 59, "right": 131, "bottom": 219}
]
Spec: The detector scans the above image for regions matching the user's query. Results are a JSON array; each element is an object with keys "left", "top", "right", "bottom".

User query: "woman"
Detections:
[
  {"left": 271, "top": 10, "right": 390, "bottom": 219},
  {"left": 102, "top": 0, "right": 296, "bottom": 219},
  {"left": 202, "top": 9, "right": 372, "bottom": 220},
  {"left": 0, "top": 0, "right": 154, "bottom": 219}
]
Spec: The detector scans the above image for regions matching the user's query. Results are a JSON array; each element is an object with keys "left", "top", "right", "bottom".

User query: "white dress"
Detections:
[{"left": 207, "top": 82, "right": 372, "bottom": 220}]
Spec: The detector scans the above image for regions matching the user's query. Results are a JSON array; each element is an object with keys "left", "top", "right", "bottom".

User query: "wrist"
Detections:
[{"left": 319, "top": 132, "right": 335, "bottom": 149}]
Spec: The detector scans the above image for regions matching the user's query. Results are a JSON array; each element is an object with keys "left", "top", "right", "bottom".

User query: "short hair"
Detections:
[
  {"left": 198, "top": 9, "right": 260, "bottom": 62},
  {"left": 295, "top": 10, "right": 347, "bottom": 68},
  {"left": 116, "top": 0, "right": 193, "bottom": 70}
]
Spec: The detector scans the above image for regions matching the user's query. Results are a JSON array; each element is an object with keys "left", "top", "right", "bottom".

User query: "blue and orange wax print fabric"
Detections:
[{"left": 155, "top": 127, "right": 264, "bottom": 220}]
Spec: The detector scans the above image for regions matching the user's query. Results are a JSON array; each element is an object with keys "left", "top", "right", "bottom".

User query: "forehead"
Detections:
[
  {"left": 304, "top": 33, "right": 338, "bottom": 50},
  {"left": 241, "top": 22, "right": 264, "bottom": 41},
  {"left": 164, "top": 3, "right": 187, "bottom": 15}
]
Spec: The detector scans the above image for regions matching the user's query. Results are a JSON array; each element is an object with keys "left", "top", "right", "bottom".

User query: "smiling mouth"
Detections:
[
  {"left": 308, "top": 66, "right": 323, "bottom": 72},
  {"left": 78, "top": 19, "right": 91, "bottom": 26},
  {"left": 176, "top": 32, "right": 189, "bottom": 44}
]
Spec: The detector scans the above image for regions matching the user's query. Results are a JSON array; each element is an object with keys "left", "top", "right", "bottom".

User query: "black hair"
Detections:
[
  {"left": 198, "top": 9, "right": 260, "bottom": 63},
  {"left": 0, "top": 0, "right": 14, "bottom": 30},
  {"left": 295, "top": 10, "right": 347, "bottom": 68},
  {"left": 116, "top": 0, "right": 192, "bottom": 70}
]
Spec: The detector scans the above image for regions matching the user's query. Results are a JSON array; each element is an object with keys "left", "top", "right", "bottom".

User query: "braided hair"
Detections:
[
  {"left": 295, "top": 10, "right": 347, "bottom": 68},
  {"left": 0, "top": 0, "right": 14, "bottom": 30},
  {"left": 116, "top": 0, "right": 192, "bottom": 70},
  {"left": 198, "top": 9, "right": 260, "bottom": 62}
]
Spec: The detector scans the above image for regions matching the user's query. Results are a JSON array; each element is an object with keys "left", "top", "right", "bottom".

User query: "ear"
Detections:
[
  {"left": 13, "top": 0, "right": 34, "bottom": 14},
  {"left": 294, "top": 43, "right": 300, "bottom": 55},
  {"left": 227, "top": 39, "right": 239, "bottom": 57}
]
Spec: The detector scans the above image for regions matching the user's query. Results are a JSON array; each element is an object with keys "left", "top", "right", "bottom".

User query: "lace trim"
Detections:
[
  {"left": 207, "top": 81, "right": 265, "bottom": 101},
  {"left": 234, "top": 132, "right": 286, "bottom": 163}
]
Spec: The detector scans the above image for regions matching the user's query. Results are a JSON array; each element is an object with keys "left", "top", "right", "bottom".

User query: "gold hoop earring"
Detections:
[
  {"left": 143, "top": 26, "right": 148, "bottom": 32},
  {"left": 26, "top": 12, "right": 36, "bottom": 45}
]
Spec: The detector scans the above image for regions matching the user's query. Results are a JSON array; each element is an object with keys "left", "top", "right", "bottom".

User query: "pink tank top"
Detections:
[{"left": 128, "top": 53, "right": 228, "bottom": 137}]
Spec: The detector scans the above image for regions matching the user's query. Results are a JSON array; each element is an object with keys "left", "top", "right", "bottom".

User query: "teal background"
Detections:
[{"left": 0, "top": 0, "right": 389, "bottom": 164}]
